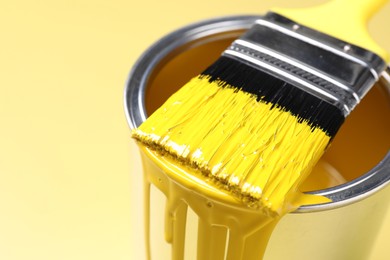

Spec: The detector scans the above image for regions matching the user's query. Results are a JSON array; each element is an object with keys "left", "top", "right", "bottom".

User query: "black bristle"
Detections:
[{"left": 200, "top": 56, "right": 345, "bottom": 137}]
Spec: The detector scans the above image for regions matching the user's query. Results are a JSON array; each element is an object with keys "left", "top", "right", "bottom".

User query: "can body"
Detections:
[{"left": 125, "top": 16, "right": 390, "bottom": 259}]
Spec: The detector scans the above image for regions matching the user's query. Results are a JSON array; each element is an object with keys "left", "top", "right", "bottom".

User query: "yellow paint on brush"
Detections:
[{"left": 133, "top": 76, "right": 331, "bottom": 216}]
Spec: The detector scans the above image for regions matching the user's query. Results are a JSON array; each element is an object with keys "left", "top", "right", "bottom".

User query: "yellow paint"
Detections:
[
  {"left": 132, "top": 72, "right": 337, "bottom": 258},
  {"left": 272, "top": 0, "right": 390, "bottom": 62},
  {"left": 133, "top": 76, "right": 331, "bottom": 215}
]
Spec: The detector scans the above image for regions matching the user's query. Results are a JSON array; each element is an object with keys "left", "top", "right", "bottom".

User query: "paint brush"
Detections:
[{"left": 132, "top": 0, "right": 389, "bottom": 216}]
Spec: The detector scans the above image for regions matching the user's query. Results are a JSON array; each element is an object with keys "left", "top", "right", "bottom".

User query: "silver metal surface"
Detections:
[
  {"left": 224, "top": 12, "right": 387, "bottom": 117},
  {"left": 381, "top": 66, "right": 390, "bottom": 90},
  {"left": 124, "top": 15, "right": 390, "bottom": 213}
]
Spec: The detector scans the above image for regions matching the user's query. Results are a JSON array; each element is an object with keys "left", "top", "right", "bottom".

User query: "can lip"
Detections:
[{"left": 124, "top": 15, "right": 390, "bottom": 213}]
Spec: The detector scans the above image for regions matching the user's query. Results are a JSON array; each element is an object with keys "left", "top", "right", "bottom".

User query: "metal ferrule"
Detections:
[{"left": 222, "top": 12, "right": 387, "bottom": 117}]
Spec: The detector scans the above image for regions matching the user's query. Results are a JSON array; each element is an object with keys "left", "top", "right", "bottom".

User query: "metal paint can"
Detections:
[{"left": 124, "top": 16, "right": 390, "bottom": 259}]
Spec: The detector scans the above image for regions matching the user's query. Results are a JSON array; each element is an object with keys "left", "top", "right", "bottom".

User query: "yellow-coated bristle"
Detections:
[{"left": 132, "top": 76, "right": 331, "bottom": 216}]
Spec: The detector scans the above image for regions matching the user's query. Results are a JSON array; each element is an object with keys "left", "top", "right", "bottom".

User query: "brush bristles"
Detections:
[
  {"left": 132, "top": 57, "right": 345, "bottom": 216},
  {"left": 203, "top": 56, "right": 345, "bottom": 137}
]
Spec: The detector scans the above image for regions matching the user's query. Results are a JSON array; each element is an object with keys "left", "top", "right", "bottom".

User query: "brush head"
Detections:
[
  {"left": 132, "top": 13, "right": 386, "bottom": 216},
  {"left": 132, "top": 56, "right": 342, "bottom": 216}
]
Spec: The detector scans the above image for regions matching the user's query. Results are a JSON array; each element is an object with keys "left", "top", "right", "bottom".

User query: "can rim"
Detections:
[{"left": 124, "top": 15, "right": 390, "bottom": 213}]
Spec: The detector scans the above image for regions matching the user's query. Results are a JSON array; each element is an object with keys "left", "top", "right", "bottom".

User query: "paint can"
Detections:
[{"left": 124, "top": 16, "right": 390, "bottom": 259}]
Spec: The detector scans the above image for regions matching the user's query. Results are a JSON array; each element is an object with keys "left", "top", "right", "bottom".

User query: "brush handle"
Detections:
[{"left": 272, "top": 0, "right": 389, "bottom": 62}]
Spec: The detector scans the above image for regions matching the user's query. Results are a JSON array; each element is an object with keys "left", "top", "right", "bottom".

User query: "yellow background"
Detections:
[{"left": 0, "top": 0, "right": 389, "bottom": 259}]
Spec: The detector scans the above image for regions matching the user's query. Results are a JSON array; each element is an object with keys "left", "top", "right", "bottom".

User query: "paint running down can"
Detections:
[{"left": 124, "top": 16, "right": 390, "bottom": 260}]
